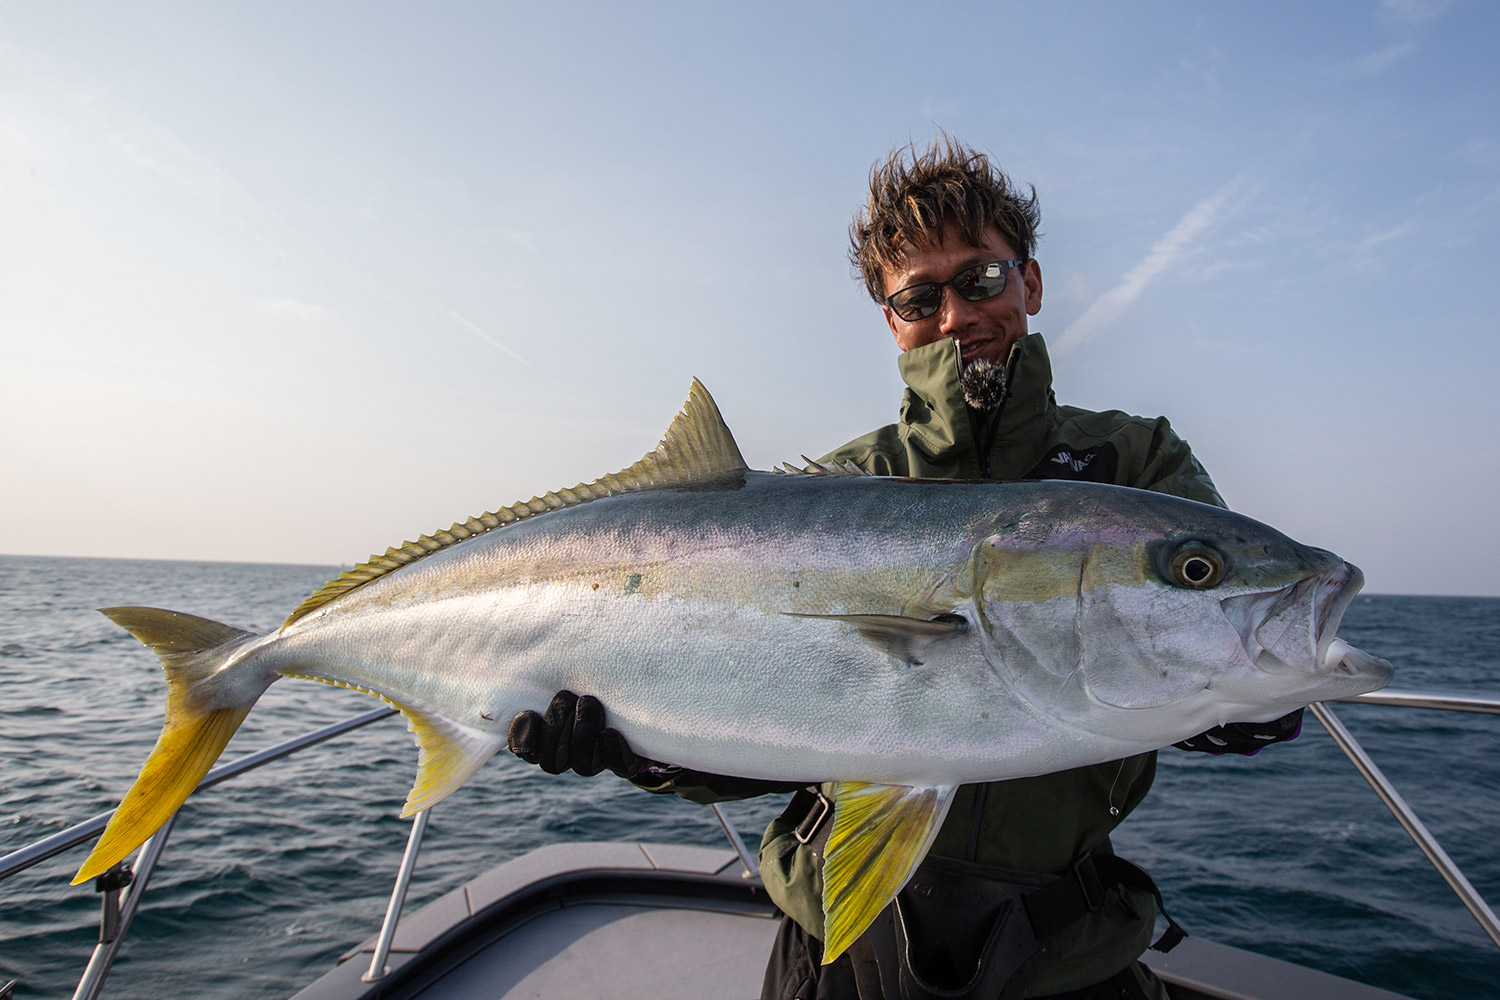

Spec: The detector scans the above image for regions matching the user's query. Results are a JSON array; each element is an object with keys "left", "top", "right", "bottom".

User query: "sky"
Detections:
[{"left": 1, "top": 1, "right": 1497, "bottom": 596}]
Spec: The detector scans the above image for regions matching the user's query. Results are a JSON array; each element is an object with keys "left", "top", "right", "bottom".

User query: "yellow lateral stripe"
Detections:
[{"left": 282, "top": 378, "right": 747, "bottom": 629}]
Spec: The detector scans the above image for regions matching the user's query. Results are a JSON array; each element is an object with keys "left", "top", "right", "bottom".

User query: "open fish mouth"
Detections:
[{"left": 1225, "top": 560, "right": 1391, "bottom": 683}]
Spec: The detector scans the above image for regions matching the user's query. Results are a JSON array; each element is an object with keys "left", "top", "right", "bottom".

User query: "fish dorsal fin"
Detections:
[
  {"left": 820, "top": 781, "right": 958, "bottom": 965},
  {"left": 283, "top": 379, "right": 747, "bottom": 628},
  {"left": 775, "top": 455, "right": 870, "bottom": 477}
]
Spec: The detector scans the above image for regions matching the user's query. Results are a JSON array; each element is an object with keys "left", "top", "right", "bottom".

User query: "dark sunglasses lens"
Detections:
[
  {"left": 891, "top": 285, "right": 942, "bottom": 321},
  {"left": 953, "top": 263, "right": 1008, "bottom": 302}
]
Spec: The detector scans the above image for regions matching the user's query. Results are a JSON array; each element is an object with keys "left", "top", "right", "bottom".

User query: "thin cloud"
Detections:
[
  {"left": 1379, "top": 0, "right": 1450, "bottom": 25},
  {"left": 439, "top": 306, "right": 534, "bottom": 368},
  {"left": 1337, "top": 41, "right": 1416, "bottom": 78},
  {"left": 257, "top": 297, "right": 344, "bottom": 326},
  {"left": 1052, "top": 177, "right": 1244, "bottom": 358},
  {"left": 14, "top": 43, "right": 432, "bottom": 320},
  {"left": 1352, "top": 219, "right": 1419, "bottom": 256}
]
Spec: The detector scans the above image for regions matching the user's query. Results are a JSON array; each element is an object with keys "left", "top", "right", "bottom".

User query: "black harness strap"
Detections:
[
  {"left": 854, "top": 855, "right": 1064, "bottom": 1000},
  {"left": 777, "top": 788, "right": 1187, "bottom": 999},
  {"left": 1088, "top": 854, "right": 1187, "bottom": 953}
]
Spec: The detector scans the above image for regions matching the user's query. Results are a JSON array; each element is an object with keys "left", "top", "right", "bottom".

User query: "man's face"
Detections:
[{"left": 881, "top": 220, "right": 1043, "bottom": 367}]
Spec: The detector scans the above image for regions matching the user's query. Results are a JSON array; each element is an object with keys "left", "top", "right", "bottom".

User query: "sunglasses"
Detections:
[{"left": 884, "top": 259, "right": 1026, "bottom": 322}]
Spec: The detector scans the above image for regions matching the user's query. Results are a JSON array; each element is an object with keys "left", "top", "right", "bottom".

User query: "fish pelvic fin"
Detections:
[
  {"left": 820, "top": 781, "right": 957, "bottom": 965},
  {"left": 283, "top": 377, "right": 748, "bottom": 628},
  {"left": 74, "top": 607, "right": 268, "bottom": 885}
]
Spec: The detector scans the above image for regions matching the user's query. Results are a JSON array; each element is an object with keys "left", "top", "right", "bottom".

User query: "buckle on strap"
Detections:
[
  {"left": 794, "top": 789, "right": 832, "bottom": 845},
  {"left": 1021, "top": 850, "right": 1108, "bottom": 942},
  {"left": 1071, "top": 853, "right": 1106, "bottom": 912}
]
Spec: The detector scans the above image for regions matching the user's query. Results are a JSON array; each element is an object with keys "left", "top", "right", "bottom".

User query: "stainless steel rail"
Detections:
[
  {"left": 363, "top": 807, "right": 432, "bottom": 982},
  {"left": 1340, "top": 688, "right": 1500, "bottom": 715},
  {"left": 0, "top": 707, "right": 398, "bottom": 881},
  {"left": 5, "top": 690, "right": 1498, "bottom": 999},
  {"left": 0, "top": 706, "right": 399, "bottom": 999},
  {"left": 710, "top": 802, "right": 760, "bottom": 879},
  {"left": 1316, "top": 693, "right": 1500, "bottom": 949},
  {"left": 72, "top": 817, "right": 176, "bottom": 1000}
]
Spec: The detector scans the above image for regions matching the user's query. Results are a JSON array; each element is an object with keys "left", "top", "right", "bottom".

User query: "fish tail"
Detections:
[{"left": 72, "top": 607, "right": 269, "bottom": 885}]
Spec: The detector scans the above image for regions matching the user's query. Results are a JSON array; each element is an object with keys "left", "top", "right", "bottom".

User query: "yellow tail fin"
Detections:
[{"left": 73, "top": 607, "right": 268, "bottom": 885}]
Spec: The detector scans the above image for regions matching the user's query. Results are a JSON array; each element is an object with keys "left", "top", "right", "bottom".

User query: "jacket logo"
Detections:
[
  {"left": 1027, "top": 442, "right": 1119, "bottom": 484},
  {"left": 1050, "top": 450, "right": 1095, "bottom": 473}
]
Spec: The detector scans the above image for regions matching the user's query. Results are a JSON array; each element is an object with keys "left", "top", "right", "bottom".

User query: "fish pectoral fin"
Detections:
[
  {"left": 397, "top": 703, "right": 505, "bottom": 817},
  {"left": 820, "top": 781, "right": 958, "bottom": 965},
  {"left": 786, "top": 612, "right": 968, "bottom": 666}
]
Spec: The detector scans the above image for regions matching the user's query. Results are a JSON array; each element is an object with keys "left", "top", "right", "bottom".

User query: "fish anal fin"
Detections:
[
  {"left": 397, "top": 703, "right": 505, "bottom": 817},
  {"left": 787, "top": 612, "right": 969, "bottom": 666},
  {"left": 270, "top": 672, "right": 502, "bottom": 817},
  {"left": 821, "top": 781, "right": 958, "bottom": 964},
  {"left": 284, "top": 379, "right": 746, "bottom": 628}
]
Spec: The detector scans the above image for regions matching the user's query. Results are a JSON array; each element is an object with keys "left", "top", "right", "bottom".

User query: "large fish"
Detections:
[{"left": 73, "top": 381, "right": 1392, "bottom": 962}]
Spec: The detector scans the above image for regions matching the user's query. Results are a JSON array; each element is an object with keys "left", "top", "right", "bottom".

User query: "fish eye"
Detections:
[{"left": 1168, "top": 542, "right": 1225, "bottom": 589}]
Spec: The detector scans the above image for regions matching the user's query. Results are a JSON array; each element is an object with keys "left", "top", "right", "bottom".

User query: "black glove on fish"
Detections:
[
  {"left": 507, "top": 690, "right": 645, "bottom": 778},
  {"left": 1173, "top": 707, "right": 1304, "bottom": 755},
  {"left": 508, "top": 690, "right": 808, "bottom": 800}
]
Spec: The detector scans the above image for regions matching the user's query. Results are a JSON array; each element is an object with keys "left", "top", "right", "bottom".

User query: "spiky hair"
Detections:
[{"left": 850, "top": 135, "right": 1041, "bottom": 303}]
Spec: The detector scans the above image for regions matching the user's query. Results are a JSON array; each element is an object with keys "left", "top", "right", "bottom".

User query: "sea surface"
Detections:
[{"left": 0, "top": 554, "right": 1496, "bottom": 998}]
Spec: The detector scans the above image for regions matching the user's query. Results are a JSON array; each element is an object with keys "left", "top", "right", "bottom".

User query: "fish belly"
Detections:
[{"left": 257, "top": 577, "right": 1130, "bottom": 788}]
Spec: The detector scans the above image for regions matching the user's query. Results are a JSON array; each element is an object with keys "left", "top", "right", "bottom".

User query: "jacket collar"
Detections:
[{"left": 894, "top": 333, "right": 1058, "bottom": 479}]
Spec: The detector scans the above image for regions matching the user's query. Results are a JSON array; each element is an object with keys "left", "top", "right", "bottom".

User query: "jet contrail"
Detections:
[
  {"left": 1052, "top": 176, "right": 1244, "bottom": 357},
  {"left": 440, "top": 306, "right": 535, "bottom": 368}
]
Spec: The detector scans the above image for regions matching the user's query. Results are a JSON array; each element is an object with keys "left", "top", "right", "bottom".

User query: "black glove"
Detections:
[
  {"left": 1173, "top": 708, "right": 1304, "bottom": 755},
  {"left": 507, "top": 690, "right": 646, "bottom": 779},
  {"left": 507, "top": 690, "right": 809, "bottom": 801}
]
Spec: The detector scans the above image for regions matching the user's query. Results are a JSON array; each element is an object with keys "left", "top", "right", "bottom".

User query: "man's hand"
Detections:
[
  {"left": 1173, "top": 708, "right": 1304, "bottom": 755},
  {"left": 507, "top": 690, "right": 645, "bottom": 779},
  {"left": 508, "top": 690, "right": 810, "bottom": 803}
]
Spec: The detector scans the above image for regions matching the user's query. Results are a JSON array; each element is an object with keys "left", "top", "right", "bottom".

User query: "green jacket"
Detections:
[
  {"left": 640, "top": 333, "right": 1224, "bottom": 995},
  {"left": 777, "top": 334, "right": 1221, "bottom": 995}
]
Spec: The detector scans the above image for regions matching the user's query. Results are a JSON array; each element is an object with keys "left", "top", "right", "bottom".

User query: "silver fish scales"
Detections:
[{"left": 74, "top": 380, "right": 1393, "bottom": 962}]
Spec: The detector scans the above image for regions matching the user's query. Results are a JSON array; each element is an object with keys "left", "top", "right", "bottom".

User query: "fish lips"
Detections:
[{"left": 1224, "top": 560, "right": 1393, "bottom": 691}]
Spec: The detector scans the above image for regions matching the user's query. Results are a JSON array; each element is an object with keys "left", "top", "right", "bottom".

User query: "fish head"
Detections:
[{"left": 970, "top": 488, "right": 1393, "bottom": 746}]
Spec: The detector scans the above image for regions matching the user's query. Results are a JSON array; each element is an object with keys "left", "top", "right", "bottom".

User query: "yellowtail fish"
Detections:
[{"left": 74, "top": 380, "right": 1392, "bottom": 963}]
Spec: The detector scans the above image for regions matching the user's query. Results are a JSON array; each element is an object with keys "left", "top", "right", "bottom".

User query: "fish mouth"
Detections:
[{"left": 1225, "top": 560, "right": 1391, "bottom": 685}]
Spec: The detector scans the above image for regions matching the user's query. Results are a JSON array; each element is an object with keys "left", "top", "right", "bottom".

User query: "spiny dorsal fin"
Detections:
[
  {"left": 775, "top": 455, "right": 869, "bottom": 477},
  {"left": 283, "top": 379, "right": 747, "bottom": 628}
]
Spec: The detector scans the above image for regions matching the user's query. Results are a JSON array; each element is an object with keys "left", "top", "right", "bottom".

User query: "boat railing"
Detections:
[
  {"left": 1311, "top": 697, "right": 1500, "bottom": 949},
  {"left": 1, "top": 691, "right": 1496, "bottom": 997},
  {"left": 0, "top": 707, "right": 400, "bottom": 1000}
]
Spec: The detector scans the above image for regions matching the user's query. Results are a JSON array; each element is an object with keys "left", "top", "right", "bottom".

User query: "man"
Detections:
[{"left": 509, "top": 137, "right": 1301, "bottom": 999}]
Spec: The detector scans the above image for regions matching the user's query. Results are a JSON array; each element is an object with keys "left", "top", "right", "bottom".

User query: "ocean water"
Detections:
[{"left": 0, "top": 553, "right": 1496, "bottom": 998}]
